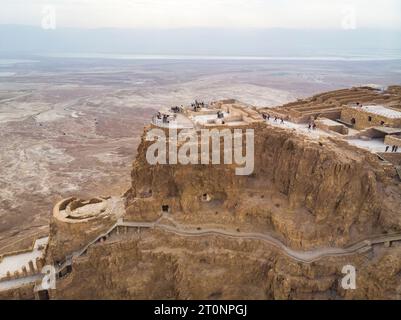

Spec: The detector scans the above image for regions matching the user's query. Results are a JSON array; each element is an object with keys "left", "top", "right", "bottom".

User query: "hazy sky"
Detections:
[{"left": 0, "top": 0, "right": 400, "bottom": 29}]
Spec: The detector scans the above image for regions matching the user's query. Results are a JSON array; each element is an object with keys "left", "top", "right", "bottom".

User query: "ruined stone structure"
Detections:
[
  {"left": 341, "top": 105, "right": 401, "bottom": 130},
  {"left": 262, "top": 85, "right": 401, "bottom": 157},
  {"left": 315, "top": 118, "right": 349, "bottom": 135},
  {"left": 1, "top": 91, "right": 401, "bottom": 300},
  {"left": 385, "top": 134, "right": 401, "bottom": 148},
  {"left": 266, "top": 85, "right": 401, "bottom": 124},
  {"left": 48, "top": 197, "right": 124, "bottom": 262}
]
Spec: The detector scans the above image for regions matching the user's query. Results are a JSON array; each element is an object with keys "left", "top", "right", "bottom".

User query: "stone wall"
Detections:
[
  {"left": 0, "top": 257, "right": 45, "bottom": 283},
  {"left": 341, "top": 106, "right": 401, "bottom": 130},
  {"left": 315, "top": 119, "right": 348, "bottom": 135},
  {"left": 47, "top": 200, "right": 116, "bottom": 263},
  {"left": 384, "top": 135, "right": 401, "bottom": 147}
]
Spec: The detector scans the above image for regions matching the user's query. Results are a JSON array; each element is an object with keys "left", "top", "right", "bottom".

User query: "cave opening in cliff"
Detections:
[
  {"left": 37, "top": 290, "right": 49, "bottom": 300},
  {"left": 202, "top": 193, "right": 211, "bottom": 202},
  {"left": 162, "top": 205, "right": 170, "bottom": 213}
]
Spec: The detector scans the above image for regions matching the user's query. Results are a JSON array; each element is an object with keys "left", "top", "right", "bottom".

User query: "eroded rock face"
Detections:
[
  {"left": 125, "top": 124, "right": 401, "bottom": 249},
  {"left": 52, "top": 229, "right": 401, "bottom": 300},
  {"left": 48, "top": 101, "right": 401, "bottom": 300}
]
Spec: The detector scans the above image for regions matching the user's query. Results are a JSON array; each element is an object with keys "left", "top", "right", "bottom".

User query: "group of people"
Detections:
[
  {"left": 155, "top": 112, "right": 176, "bottom": 124},
  {"left": 385, "top": 145, "right": 399, "bottom": 152},
  {"left": 262, "top": 113, "right": 285, "bottom": 124},
  {"left": 191, "top": 100, "right": 206, "bottom": 111},
  {"left": 308, "top": 122, "right": 317, "bottom": 130},
  {"left": 171, "top": 106, "right": 183, "bottom": 113}
]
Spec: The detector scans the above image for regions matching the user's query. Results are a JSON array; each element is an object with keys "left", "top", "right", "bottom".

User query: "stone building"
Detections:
[
  {"left": 384, "top": 134, "right": 401, "bottom": 147},
  {"left": 340, "top": 104, "right": 401, "bottom": 130}
]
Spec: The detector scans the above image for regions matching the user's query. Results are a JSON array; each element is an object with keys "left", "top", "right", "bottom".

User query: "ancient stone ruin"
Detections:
[{"left": 1, "top": 87, "right": 401, "bottom": 299}]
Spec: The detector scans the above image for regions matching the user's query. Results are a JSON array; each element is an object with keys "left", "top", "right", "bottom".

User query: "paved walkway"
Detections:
[{"left": 126, "top": 218, "right": 400, "bottom": 263}]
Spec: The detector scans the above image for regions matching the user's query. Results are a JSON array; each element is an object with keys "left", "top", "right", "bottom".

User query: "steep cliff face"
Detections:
[
  {"left": 48, "top": 109, "right": 401, "bottom": 300},
  {"left": 255, "top": 129, "right": 401, "bottom": 248},
  {"left": 125, "top": 124, "right": 401, "bottom": 249},
  {"left": 52, "top": 228, "right": 401, "bottom": 300}
]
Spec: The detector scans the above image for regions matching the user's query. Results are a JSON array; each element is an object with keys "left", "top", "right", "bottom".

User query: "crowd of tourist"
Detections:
[
  {"left": 171, "top": 105, "right": 183, "bottom": 113},
  {"left": 262, "top": 113, "right": 285, "bottom": 124},
  {"left": 155, "top": 111, "right": 177, "bottom": 124},
  {"left": 153, "top": 100, "right": 212, "bottom": 125},
  {"left": 191, "top": 100, "right": 206, "bottom": 111}
]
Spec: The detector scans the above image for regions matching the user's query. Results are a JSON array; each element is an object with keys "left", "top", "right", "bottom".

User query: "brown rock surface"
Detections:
[
  {"left": 3, "top": 90, "right": 395, "bottom": 300},
  {"left": 48, "top": 106, "right": 401, "bottom": 299},
  {"left": 126, "top": 124, "right": 401, "bottom": 249}
]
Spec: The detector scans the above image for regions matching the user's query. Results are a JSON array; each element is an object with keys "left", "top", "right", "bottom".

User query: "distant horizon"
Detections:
[
  {"left": 23, "top": 52, "right": 401, "bottom": 61},
  {"left": 1, "top": 25, "right": 400, "bottom": 59}
]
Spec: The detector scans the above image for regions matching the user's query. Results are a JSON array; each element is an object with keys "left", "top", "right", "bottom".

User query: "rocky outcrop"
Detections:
[
  {"left": 52, "top": 228, "right": 401, "bottom": 300},
  {"left": 125, "top": 124, "right": 401, "bottom": 249},
  {"left": 47, "top": 197, "right": 123, "bottom": 263},
  {"left": 44, "top": 95, "right": 401, "bottom": 300}
]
